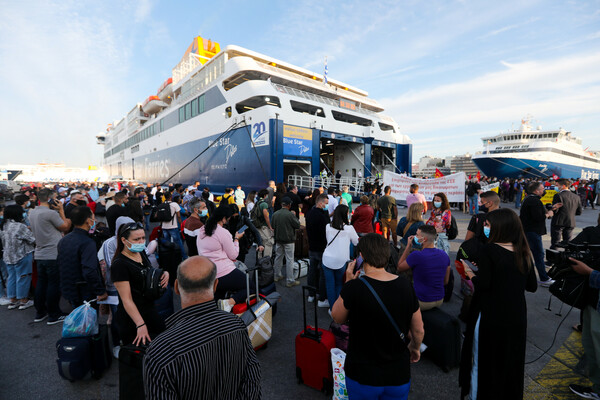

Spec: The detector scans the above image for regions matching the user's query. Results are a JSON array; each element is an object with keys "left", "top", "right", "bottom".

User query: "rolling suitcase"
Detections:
[
  {"left": 421, "top": 308, "right": 462, "bottom": 372},
  {"left": 295, "top": 286, "right": 335, "bottom": 394},
  {"left": 295, "top": 226, "right": 309, "bottom": 258},
  {"left": 119, "top": 344, "right": 147, "bottom": 400},
  {"left": 56, "top": 337, "right": 93, "bottom": 381},
  {"left": 90, "top": 324, "right": 112, "bottom": 378}
]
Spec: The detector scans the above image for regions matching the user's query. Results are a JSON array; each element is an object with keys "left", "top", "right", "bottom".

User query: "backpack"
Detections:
[
  {"left": 151, "top": 201, "right": 173, "bottom": 223},
  {"left": 250, "top": 200, "right": 267, "bottom": 228},
  {"left": 94, "top": 202, "right": 106, "bottom": 216},
  {"left": 447, "top": 215, "right": 458, "bottom": 240},
  {"left": 466, "top": 183, "right": 476, "bottom": 197},
  {"left": 385, "top": 242, "right": 400, "bottom": 275}
]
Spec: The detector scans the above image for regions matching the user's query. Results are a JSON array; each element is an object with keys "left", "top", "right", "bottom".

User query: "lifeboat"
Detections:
[
  {"left": 96, "top": 133, "right": 106, "bottom": 145},
  {"left": 157, "top": 77, "right": 173, "bottom": 102},
  {"left": 142, "top": 95, "right": 167, "bottom": 114}
]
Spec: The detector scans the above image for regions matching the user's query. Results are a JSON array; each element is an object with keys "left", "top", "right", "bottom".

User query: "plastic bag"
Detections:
[
  {"left": 331, "top": 348, "right": 348, "bottom": 400},
  {"left": 62, "top": 301, "right": 99, "bottom": 338}
]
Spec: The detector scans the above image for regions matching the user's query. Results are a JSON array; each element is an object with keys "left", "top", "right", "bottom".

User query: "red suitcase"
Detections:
[{"left": 295, "top": 286, "right": 334, "bottom": 394}]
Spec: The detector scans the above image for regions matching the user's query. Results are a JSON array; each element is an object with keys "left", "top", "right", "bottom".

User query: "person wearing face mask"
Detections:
[
  {"left": 105, "top": 192, "right": 130, "bottom": 235},
  {"left": 397, "top": 225, "right": 451, "bottom": 310},
  {"left": 111, "top": 222, "right": 169, "bottom": 346},
  {"left": 57, "top": 206, "right": 108, "bottom": 308},
  {"left": 425, "top": 192, "right": 452, "bottom": 255},
  {"left": 63, "top": 190, "right": 86, "bottom": 221},
  {"left": 14, "top": 194, "right": 32, "bottom": 227},
  {"left": 464, "top": 191, "right": 500, "bottom": 243},
  {"left": 224, "top": 204, "right": 264, "bottom": 263},
  {"left": 183, "top": 198, "right": 209, "bottom": 257},
  {"left": 196, "top": 205, "right": 246, "bottom": 311},
  {"left": 305, "top": 194, "right": 330, "bottom": 306}
]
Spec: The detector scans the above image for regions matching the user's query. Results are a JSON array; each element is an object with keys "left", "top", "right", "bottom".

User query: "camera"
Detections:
[{"left": 547, "top": 242, "right": 600, "bottom": 278}]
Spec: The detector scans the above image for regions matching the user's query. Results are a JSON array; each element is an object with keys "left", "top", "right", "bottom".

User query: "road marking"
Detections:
[{"left": 525, "top": 331, "right": 590, "bottom": 399}]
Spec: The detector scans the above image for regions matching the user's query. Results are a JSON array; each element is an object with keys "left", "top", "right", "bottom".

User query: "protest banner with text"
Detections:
[{"left": 383, "top": 171, "right": 466, "bottom": 203}]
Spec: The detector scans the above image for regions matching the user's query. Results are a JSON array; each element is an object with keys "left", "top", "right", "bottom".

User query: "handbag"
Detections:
[
  {"left": 360, "top": 277, "right": 406, "bottom": 341},
  {"left": 139, "top": 253, "right": 166, "bottom": 301}
]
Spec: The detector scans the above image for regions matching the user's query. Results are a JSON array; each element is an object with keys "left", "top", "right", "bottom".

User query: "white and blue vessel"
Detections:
[
  {"left": 472, "top": 117, "right": 600, "bottom": 180},
  {"left": 97, "top": 37, "right": 412, "bottom": 192}
]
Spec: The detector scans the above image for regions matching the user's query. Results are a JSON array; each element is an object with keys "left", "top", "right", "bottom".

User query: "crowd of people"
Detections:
[{"left": 0, "top": 174, "right": 599, "bottom": 399}]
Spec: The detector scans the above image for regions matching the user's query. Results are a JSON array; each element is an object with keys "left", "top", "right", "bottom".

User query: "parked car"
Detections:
[{"left": 0, "top": 183, "right": 14, "bottom": 204}]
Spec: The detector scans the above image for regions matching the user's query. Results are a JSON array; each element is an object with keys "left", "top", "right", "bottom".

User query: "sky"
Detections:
[{"left": 1, "top": 0, "right": 599, "bottom": 168}]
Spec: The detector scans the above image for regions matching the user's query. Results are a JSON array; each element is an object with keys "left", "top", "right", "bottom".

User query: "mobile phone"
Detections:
[
  {"left": 462, "top": 259, "right": 478, "bottom": 272},
  {"left": 354, "top": 256, "right": 364, "bottom": 273},
  {"left": 48, "top": 199, "right": 57, "bottom": 206},
  {"left": 237, "top": 225, "right": 248, "bottom": 234}
]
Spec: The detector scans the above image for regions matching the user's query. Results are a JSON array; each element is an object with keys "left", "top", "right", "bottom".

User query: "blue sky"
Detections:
[{"left": 1, "top": 0, "right": 599, "bottom": 168}]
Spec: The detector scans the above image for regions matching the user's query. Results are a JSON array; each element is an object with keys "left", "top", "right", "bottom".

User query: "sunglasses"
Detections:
[{"left": 120, "top": 222, "right": 145, "bottom": 236}]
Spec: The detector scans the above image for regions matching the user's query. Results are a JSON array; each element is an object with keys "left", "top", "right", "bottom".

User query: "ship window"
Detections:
[
  {"left": 331, "top": 110, "right": 372, "bottom": 127},
  {"left": 236, "top": 96, "right": 282, "bottom": 114},
  {"left": 159, "top": 119, "right": 164, "bottom": 132},
  {"left": 290, "top": 100, "right": 325, "bottom": 117},
  {"left": 191, "top": 99, "right": 198, "bottom": 117},
  {"left": 198, "top": 95, "right": 205, "bottom": 114},
  {"left": 185, "top": 103, "right": 191, "bottom": 120},
  {"left": 179, "top": 107, "right": 185, "bottom": 123},
  {"left": 378, "top": 122, "right": 395, "bottom": 132}
]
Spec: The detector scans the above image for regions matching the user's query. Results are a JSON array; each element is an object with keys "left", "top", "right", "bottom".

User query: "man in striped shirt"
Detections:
[{"left": 143, "top": 256, "right": 261, "bottom": 399}]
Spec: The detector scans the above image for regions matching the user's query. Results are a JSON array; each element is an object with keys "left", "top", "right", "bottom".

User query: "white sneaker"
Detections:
[
  {"left": 539, "top": 279, "right": 555, "bottom": 288},
  {"left": 318, "top": 299, "right": 330, "bottom": 308},
  {"left": 0, "top": 296, "right": 11, "bottom": 306},
  {"left": 307, "top": 296, "right": 315, "bottom": 303},
  {"left": 113, "top": 345, "right": 121, "bottom": 360},
  {"left": 18, "top": 300, "right": 34, "bottom": 310}
]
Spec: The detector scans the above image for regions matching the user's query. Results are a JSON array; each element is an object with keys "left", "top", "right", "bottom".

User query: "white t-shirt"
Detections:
[
  {"left": 327, "top": 195, "right": 339, "bottom": 217},
  {"left": 161, "top": 202, "right": 181, "bottom": 229},
  {"left": 322, "top": 224, "right": 359, "bottom": 270}
]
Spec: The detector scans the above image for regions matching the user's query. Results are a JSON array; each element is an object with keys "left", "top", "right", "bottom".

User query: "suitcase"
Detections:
[
  {"left": 421, "top": 308, "right": 462, "bottom": 372},
  {"left": 295, "top": 226, "right": 309, "bottom": 258},
  {"left": 90, "top": 324, "right": 112, "bottom": 378},
  {"left": 232, "top": 267, "right": 273, "bottom": 350},
  {"left": 56, "top": 337, "right": 93, "bottom": 381},
  {"left": 119, "top": 344, "right": 147, "bottom": 400},
  {"left": 255, "top": 250, "right": 274, "bottom": 288},
  {"left": 293, "top": 259, "right": 309, "bottom": 279},
  {"left": 295, "top": 286, "right": 335, "bottom": 394}
]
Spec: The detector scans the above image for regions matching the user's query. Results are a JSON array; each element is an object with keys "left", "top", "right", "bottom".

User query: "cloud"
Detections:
[{"left": 135, "top": 0, "right": 154, "bottom": 23}]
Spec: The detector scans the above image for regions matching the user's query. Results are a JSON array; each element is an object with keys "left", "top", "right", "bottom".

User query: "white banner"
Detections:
[{"left": 383, "top": 171, "right": 466, "bottom": 202}]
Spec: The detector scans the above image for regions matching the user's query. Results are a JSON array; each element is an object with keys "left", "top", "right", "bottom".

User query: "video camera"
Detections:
[{"left": 546, "top": 242, "right": 600, "bottom": 272}]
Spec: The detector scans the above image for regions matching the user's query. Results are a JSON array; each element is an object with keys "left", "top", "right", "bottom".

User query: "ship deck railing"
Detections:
[{"left": 288, "top": 175, "right": 375, "bottom": 197}]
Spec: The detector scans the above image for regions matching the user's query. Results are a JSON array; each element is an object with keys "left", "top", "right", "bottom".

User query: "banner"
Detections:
[
  {"left": 480, "top": 182, "right": 499, "bottom": 194},
  {"left": 383, "top": 171, "right": 466, "bottom": 202},
  {"left": 283, "top": 125, "right": 312, "bottom": 157}
]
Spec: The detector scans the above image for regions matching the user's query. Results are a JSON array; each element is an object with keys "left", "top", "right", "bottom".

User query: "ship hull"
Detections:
[{"left": 472, "top": 155, "right": 600, "bottom": 180}]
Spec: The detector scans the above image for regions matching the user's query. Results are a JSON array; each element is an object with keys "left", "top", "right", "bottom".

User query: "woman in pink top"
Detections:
[
  {"left": 405, "top": 184, "right": 427, "bottom": 214},
  {"left": 196, "top": 206, "right": 246, "bottom": 308}
]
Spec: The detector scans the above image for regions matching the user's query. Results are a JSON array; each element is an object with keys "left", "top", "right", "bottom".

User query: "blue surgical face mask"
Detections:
[
  {"left": 89, "top": 220, "right": 96, "bottom": 233},
  {"left": 200, "top": 209, "right": 208, "bottom": 217},
  {"left": 126, "top": 240, "right": 146, "bottom": 253},
  {"left": 121, "top": 203, "right": 126, "bottom": 207},
  {"left": 434, "top": 201, "right": 442, "bottom": 208},
  {"left": 483, "top": 226, "right": 491, "bottom": 238},
  {"left": 413, "top": 236, "right": 421, "bottom": 246}
]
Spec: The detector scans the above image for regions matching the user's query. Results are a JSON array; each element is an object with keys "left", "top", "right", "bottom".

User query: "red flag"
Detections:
[
  {"left": 552, "top": 174, "right": 559, "bottom": 180},
  {"left": 434, "top": 168, "right": 444, "bottom": 178},
  {"left": 476, "top": 171, "right": 481, "bottom": 182}
]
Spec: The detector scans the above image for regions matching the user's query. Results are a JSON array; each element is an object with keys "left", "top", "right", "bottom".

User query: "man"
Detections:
[
  {"left": 341, "top": 185, "right": 353, "bottom": 214},
  {"left": 514, "top": 179, "right": 525, "bottom": 209},
  {"left": 161, "top": 191, "right": 187, "bottom": 259},
  {"left": 184, "top": 198, "right": 207, "bottom": 257},
  {"left": 57, "top": 206, "right": 107, "bottom": 307},
  {"left": 88, "top": 183, "right": 99, "bottom": 202},
  {"left": 266, "top": 180, "right": 276, "bottom": 210},
  {"left": 144, "top": 256, "right": 261, "bottom": 399},
  {"left": 105, "top": 191, "right": 129, "bottom": 235},
  {"left": 29, "top": 189, "right": 71, "bottom": 324},
  {"left": 327, "top": 187, "right": 339, "bottom": 218},
  {"left": 397, "top": 225, "right": 451, "bottom": 310},
  {"left": 251, "top": 189, "right": 275, "bottom": 257},
  {"left": 182, "top": 186, "right": 196, "bottom": 214},
  {"left": 285, "top": 185, "right": 302, "bottom": 218},
  {"left": 64, "top": 190, "right": 86, "bottom": 220},
  {"left": 568, "top": 258, "right": 600, "bottom": 399},
  {"left": 351, "top": 195, "right": 375, "bottom": 236},
  {"left": 305, "top": 194, "right": 330, "bottom": 307},
  {"left": 405, "top": 184, "right": 427, "bottom": 214},
  {"left": 571, "top": 212, "right": 600, "bottom": 245},
  {"left": 234, "top": 185, "right": 246, "bottom": 209},
  {"left": 520, "top": 182, "right": 559, "bottom": 287},
  {"left": 377, "top": 186, "right": 398, "bottom": 246},
  {"left": 367, "top": 186, "right": 379, "bottom": 213},
  {"left": 464, "top": 191, "right": 500, "bottom": 242},
  {"left": 466, "top": 178, "right": 482, "bottom": 215},
  {"left": 220, "top": 188, "right": 235, "bottom": 206},
  {"left": 550, "top": 178, "right": 582, "bottom": 249},
  {"left": 272, "top": 197, "right": 301, "bottom": 287}
]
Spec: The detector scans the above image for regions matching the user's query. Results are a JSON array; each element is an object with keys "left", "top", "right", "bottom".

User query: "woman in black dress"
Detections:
[
  {"left": 459, "top": 208, "right": 537, "bottom": 399},
  {"left": 112, "top": 222, "right": 169, "bottom": 346}
]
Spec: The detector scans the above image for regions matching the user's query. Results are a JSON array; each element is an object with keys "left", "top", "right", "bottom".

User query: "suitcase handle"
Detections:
[
  {"left": 244, "top": 266, "right": 260, "bottom": 308},
  {"left": 301, "top": 285, "right": 322, "bottom": 342}
]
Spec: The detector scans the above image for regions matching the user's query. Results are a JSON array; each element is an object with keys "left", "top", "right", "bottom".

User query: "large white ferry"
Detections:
[
  {"left": 471, "top": 117, "right": 600, "bottom": 180},
  {"left": 97, "top": 37, "right": 411, "bottom": 192}
]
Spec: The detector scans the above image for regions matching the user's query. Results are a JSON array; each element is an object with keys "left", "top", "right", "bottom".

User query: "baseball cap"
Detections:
[{"left": 281, "top": 196, "right": 292, "bottom": 205}]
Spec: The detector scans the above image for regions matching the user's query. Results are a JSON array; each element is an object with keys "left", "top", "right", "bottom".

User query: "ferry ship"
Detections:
[
  {"left": 97, "top": 37, "right": 412, "bottom": 192},
  {"left": 471, "top": 117, "right": 600, "bottom": 180}
]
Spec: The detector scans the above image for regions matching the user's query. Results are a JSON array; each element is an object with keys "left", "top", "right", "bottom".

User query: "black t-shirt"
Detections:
[
  {"left": 467, "top": 212, "right": 488, "bottom": 243},
  {"left": 340, "top": 275, "right": 419, "bottom": 386},
  {"left": 106, "top": 204, "right": 129, "bottom": 235},
  {"left": 467, "top": 182, "right": 481, "bottom": 197},
  {"left": 111, "top": 253, "right": 155, "bottom": 312}
]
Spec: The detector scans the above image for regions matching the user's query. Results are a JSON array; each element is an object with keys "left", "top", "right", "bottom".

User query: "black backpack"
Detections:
[
  {"left": 447, "top": 216, "right": 458, "bottom": 240},
  {"left": 250, "top": 200, "right": 267, "bottom": 228},
  {"left": 94, "top": 202, "right": 106, "bottom": 216},
  {"left": 151, "top": 201, "right": 173, "bottom": 223}
]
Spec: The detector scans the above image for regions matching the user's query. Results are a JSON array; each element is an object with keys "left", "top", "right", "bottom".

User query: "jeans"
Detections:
[
  {"left": 582, "top": 306, "right": 600, "bottom": 393},
  {"left": 308, "top": 251, "right": 327, "bottom": 300},
  {"left": 468, "top": 314, "right": 482, "bottom": 400},
  {"left": 550, "top": 225, "right": 574, "bottom": 249},
  {"left": 216, "top": 268, "right": 251, "bottom": 304},
  {"left": 34, "top": 259, "right": 62, "bottom": 318},
  {"left": 274, "top": 242, "right": 295, "bottom": 283},
  {"left": 515, "top": 191, "right": 523, "bottom": 208},
  {"left": 346, "top": 376, "right": 410, "bottom": 400},
  {"left": 144, "top": 214, "right": 151, "bottom": 231},
  {"left": 162, "top": 228, "right": 187, "bottom": 259},
  {"left": 468, "top": 195, "right": 479, "bottom": 215},
  {"left": 6, "top": 252, "right": 33, "bottom": 299},
  {"left": 322, "top": 264, "right": 346, "bottom": 310},
  {"left": 525, "top": 231, "right": 550, "bottom": 281},
  {"left": 0, "top": 260, "right": 7, "bottom": 297}
]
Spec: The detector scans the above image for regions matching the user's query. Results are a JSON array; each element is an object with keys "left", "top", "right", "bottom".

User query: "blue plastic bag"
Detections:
[{"left": 62, "top": 301, "right": 99, "bottom": 338}]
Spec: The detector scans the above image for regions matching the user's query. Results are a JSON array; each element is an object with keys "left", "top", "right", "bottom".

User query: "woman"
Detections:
[
  {"left": 224, "top": 204, "right": 264, "bottom": 263},
  {"left": 322, "top": 204, "right": 359, "bottom": 311},
  {"left": 196, "top": 206, "right": 246, "bottom": 310},
  {"left": 0, "top": 205, "right": 35, "bottom": 310},
  {"left": 111, "top": 222, "right": 169, "bottom": 346},
  {"left": 332, "top": 233, "right": 424, "bottom": 400},
  {"left": 426, "top": 192, "right": 451, "bottom": 254},
  {"left": 459, "top": 208, "right": 537, "bottom": 400},
  {"left": 245, "top": 191, "right": 257, "bottom": 214},
  {"left": 396, "top": 202, "right": 425, "bottom": 251}
]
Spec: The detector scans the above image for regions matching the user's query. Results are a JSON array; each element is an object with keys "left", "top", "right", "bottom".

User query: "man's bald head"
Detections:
[{"left": 177, "top": 256, "right": 217, "bottom": 297}]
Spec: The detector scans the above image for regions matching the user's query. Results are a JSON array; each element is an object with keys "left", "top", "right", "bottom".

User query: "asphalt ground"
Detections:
[{"left": 0, "top": 202, "right": 598, "bottom": 399}]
